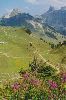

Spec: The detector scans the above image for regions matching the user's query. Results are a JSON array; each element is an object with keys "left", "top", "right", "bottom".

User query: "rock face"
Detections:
[
  {"left": 41, "top": 6, "right": 66, "bottom": 35},
  {"left": 0, "top": 9, "right": 35, "bottom": 31},
  {"left": 2, "top": 8, "right": 22, "bottom": 18},
  {"left": 1, "top": 11, "right": 34, "bottom": 26},
  {"left": 0, "top": 9, "right": 45, "bottom": 33}
]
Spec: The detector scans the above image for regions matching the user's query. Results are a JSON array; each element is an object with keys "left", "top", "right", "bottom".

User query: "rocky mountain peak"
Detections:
[
  {"left": 48, "top": 6, "right": 55, "bottom": 12},
  {"left": 2, "top": 8, "right": 22, "bottom": 18},
  {"left": 10, "top": 8, "right": 22, "bottom": 17}
]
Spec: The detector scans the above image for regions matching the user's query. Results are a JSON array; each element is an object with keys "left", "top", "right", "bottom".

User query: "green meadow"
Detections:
[{"left": 0, "top": 26, "right": 66, "bottom": 74}]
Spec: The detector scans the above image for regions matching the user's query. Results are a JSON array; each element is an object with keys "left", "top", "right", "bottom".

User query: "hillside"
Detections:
[
  {"left": 0, "top": 26, "right": 66, "bottom": 99},
  {"left": 0, "top": 1, "right": 66, "bottom": 99},
  {"left": 0, "top": 26, "right": 51, "bottom": 73},
  {"left": 0, "top": 26, "right": 66, "bottom": 74}
]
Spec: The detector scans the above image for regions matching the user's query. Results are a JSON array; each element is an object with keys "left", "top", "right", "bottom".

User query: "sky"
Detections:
[{"left": 0, "top": 0, "right": 66, "bottom": 16}]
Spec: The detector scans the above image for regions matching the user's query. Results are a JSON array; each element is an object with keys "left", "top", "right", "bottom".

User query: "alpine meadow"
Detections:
[{"left": 0, "top": 0, "right": 66, "bottom": 99}]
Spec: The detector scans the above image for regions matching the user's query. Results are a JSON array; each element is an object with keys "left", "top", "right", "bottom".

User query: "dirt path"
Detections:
[
  {"left": 0, "top": 52, "right": 32, "bottom": 59},
  {"left": 33, "top": 50, "right": 60, "bottom": 74}
]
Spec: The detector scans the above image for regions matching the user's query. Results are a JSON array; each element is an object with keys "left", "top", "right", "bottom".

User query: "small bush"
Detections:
[
  {"left": 38, "top": 65, "right": 56, "bottom": 77},
  {"left": 25, "top": 29, "right": 32, "bottom": 35}
]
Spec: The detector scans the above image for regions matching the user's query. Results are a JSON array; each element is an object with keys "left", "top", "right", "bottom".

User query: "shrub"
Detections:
[
  {"left": 38, "top": 65, "right": 56, "bottom": 77},
  {"left": 29, "top": 57, "right": 38, "bottom": 71},
  {"left": 25, "top": 29, "right": 31, "bottom": 35},
  {"left": 40, "top": 38, "right": 43, "bottom": 41}
]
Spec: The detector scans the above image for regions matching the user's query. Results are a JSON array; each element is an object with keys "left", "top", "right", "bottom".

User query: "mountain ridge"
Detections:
[
  {"left": 41, "top": 6, "right": 66, "bottom": 36},
  {"left": 0, "top": 7, "right": 66, "bottom": 42}
]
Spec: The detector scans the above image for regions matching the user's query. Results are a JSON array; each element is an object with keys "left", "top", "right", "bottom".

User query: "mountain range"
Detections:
[
  {"left": 0, "top": 6, "right": 66, "bottom": 40},
  {"left": 41, "top": 6, "right": 66, "bottom": 36}
]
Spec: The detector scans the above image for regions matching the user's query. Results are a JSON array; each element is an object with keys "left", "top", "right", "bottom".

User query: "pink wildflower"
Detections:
[
  {"left": 23, "top": 73, "right": 29, "bottom": 80},
  {"left": 11, "top": 82, "right": 20, "bottom": 92},
  {"left": 48, "top": 80, "right": 58, "bottom": 89}
]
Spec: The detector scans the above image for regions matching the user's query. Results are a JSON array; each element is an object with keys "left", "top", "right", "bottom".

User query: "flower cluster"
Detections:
[
  {"left": 48, "top": 80, "right": 58, "bottom": 89},
  {"left": 23, "top": 72, "right": 30, "bottom": 80},
  {"left": 11, "top": 82, "right": 20, "bottom": 92},
  {"left": 0, "top": 70, "right": 66, "bottom": 99}
]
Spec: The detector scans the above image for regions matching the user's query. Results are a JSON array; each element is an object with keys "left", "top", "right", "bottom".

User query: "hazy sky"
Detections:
[{"left": 0, "top": 0, "right": 66, "bottom": 16}]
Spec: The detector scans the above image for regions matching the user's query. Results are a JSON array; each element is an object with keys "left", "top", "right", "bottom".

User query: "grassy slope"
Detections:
[
  {"left": 35, "top": 24, "right": 66, "bottom": 44},
  {"left": 0, "top": 26, "right": 66, "bottom": 74},
  {"left": 0, "top": 26, "right": 50, "bottom": 73}
]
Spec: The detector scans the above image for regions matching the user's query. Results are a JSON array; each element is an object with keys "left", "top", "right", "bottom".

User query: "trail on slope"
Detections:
[
  {"left": 33, "top": 49, "right": 60, "bottom": 74},
  {"left": 0, "top": 52, "right": 32, "bottom": 59}
]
